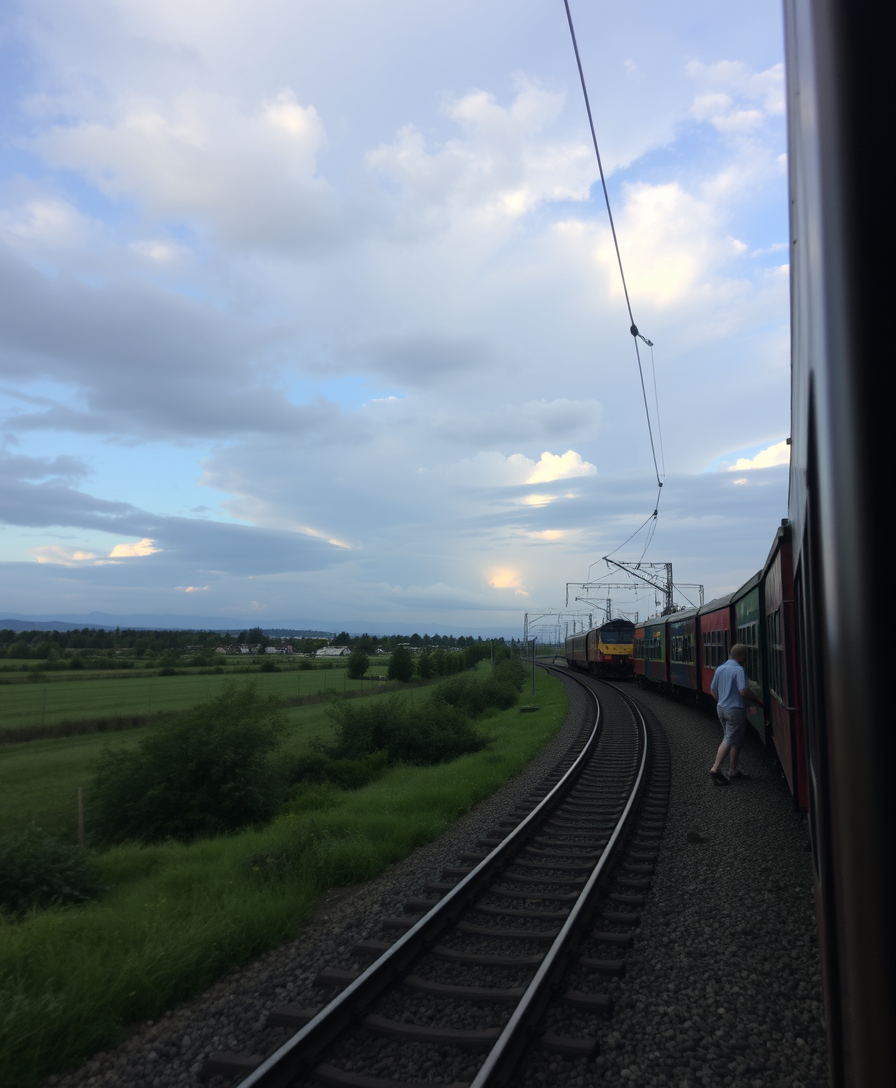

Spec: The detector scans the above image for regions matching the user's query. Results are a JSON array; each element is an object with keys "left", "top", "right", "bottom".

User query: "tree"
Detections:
[
  {"left": 347, "top": 646, "right": 369, "bottom": 680},
  {"left": 90, "top": 683, "right": 285, "bottom": 845},
  {"left": 388, "top": 644, "right": 414, "bottom": 683},
  {"left": 416, "top": 649, "right": 435, "bottom": 679}
]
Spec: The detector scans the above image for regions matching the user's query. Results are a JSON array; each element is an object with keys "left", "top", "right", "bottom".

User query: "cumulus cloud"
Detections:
[
  {"left": 727, "top": 439, "right": 790, "bottom": 471},
  {"left": 526, "top": 450, "right": 596, "bottom": 484},
  {"left": 30, "top": 88, "right": 343, "bottom": 253},
  {"left": 367, "top": 80, "right": 595, "bottom": 230},
  {"left": 687, "top": 61, "right": 785, "bottom": 133},
  {"left": 0, "top": 5, "right": 792, "bottom": 628}
]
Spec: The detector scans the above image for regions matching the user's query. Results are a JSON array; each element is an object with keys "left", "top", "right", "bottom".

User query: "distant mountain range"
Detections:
[{"left": 0, "top": 611, "right": 523, "bottom": 639}]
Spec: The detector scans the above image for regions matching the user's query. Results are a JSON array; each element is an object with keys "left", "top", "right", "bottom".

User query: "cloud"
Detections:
[
  {"left": 727, "top": 439, "right": 790, "bottom": 470},
  {"left": 108, "top": 538, "right": 160, "bottom": 557},
  {"left": 367, "top": 80, "right": 595, "bottom": 230},
  {"left": 526, "top": 450, "right": 596, "bottom": 484},
  {"left": 488, "top": 568, "right": 529, "bottom": 597},
  {"left": 687, "top": 61, "right": 785, "bottom": 133},
  {"left": 175, "top": 585, "right": 209, "bottom": 592},
  {"left": 30, "top": 88, "right": 343, "bottom": 253}
]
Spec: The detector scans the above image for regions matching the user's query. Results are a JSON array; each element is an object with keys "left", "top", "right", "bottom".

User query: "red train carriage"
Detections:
[
  {"left": 696, "top": 594, "right": 734, "bottom": 701},
  {"left": 762, "top": 521, "right": 806, "bottom": 811},
  {"left": 731, "top": 572, "right": 769, "bottom": 744}
]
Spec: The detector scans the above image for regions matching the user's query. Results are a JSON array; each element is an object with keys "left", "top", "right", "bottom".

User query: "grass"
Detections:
[
  {"left": 0, "top": 668, "right": 565, "bottom": 1088},
  {"left": 0, "top": 697, "right": 347, "bottom": 841},
  {"left": 0, "top": 665, "right": 392, "bottom": 733}
]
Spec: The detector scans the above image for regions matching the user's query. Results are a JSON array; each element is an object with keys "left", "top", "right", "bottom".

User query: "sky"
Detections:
[{"left": 0, "top": 0, "right": 791, "bottom": 636}]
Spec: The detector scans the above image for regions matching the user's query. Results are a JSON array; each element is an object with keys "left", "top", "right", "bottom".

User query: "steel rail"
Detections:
[
  {"left": 235, "top": 671, "right": 603, "bottom": 1088},
  {"left": 469, "top": 670, "right": 649, "bottom": 1087}
]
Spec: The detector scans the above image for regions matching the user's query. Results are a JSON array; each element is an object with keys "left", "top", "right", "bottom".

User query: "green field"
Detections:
[
  {"left": 0, "top": 668, "right": 565, "bottom": 1088},
  {"left": 0, "top": 662, "right": 388, "bottom": 731},
  {"left": 0, "top": 693, "right": 367, "bottom": 841}
]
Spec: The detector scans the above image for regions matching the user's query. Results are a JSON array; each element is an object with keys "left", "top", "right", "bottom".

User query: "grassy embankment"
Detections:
[{"left": 0, "top": 667, "right": 565, "bottom": 1088}]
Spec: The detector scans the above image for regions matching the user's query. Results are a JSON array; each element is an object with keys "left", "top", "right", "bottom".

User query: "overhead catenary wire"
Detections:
[{"left": 562, "top": 0, "right": 666, "bottom": 541}]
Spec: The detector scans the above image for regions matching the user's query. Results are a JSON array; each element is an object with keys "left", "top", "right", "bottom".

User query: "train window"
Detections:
[
  {"left": 767, "top": 609, "right": 786, "bottom": 702},
  {"left": 703, "top": 628, "right": 728, "bottom": 669},
  {"left": 671, "top": 632, "right": 695, "bottom": 664},
  {"left": 736, "top": 622, "right": 759, "bottom": 682}
]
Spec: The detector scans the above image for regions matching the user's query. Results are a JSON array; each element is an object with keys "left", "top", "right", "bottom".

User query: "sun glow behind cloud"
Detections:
[{"left": 488, "top": 569, "right": 529, "bottom": 597}]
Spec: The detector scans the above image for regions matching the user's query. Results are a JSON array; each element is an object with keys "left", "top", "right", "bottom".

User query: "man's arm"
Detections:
[{"left": 739, "top": 685, "right": 764, "bottom": 708}]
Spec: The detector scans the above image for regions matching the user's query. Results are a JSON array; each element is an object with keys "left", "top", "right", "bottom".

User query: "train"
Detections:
[
  {"left": 564, "top": 2, "right": 893, "bottom": 1082},
  {"left": 564, "top": 617, "right": 635, "bottom": 679},
  {"left": 565, "top": 521, "right": 805, "bottom": 809}
]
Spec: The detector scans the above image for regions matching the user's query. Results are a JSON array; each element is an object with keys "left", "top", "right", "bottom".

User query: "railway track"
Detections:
[{"left": 200, "top": 669, "right": 670, "bottom": 1088}]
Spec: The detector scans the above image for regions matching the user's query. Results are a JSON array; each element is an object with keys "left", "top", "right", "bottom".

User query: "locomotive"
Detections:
[{"left": 564, "top": 617, "right": 635, "bottom": 679}]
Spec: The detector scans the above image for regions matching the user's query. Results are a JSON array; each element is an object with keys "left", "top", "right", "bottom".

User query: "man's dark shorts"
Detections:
[{"left": 717, "top": 706, "right": 747, "bottom": 747}]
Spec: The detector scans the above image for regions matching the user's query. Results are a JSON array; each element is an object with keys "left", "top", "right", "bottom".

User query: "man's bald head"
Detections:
[{"left": 730, "top": 643, "right": 748, "bottom": 663}]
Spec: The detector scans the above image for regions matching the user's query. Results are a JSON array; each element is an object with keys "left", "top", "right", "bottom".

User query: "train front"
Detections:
[{"left": 596, "top": 619, "right": 635, "bottom": 679}]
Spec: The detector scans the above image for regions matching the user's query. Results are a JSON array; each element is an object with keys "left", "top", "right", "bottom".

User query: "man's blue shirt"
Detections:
[{"left": 711, "top": 658, "right": 747, "bottom": 709}]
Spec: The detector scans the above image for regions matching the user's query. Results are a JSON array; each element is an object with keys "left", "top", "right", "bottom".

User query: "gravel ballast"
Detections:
[{"left": 42, "top": 676, "right": 829, "bottom": 1088}]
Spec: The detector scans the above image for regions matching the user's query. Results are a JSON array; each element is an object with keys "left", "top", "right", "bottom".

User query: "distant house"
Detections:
[
  {"left": 316, "top": 645, "right": 350, "bottom": 657},
  {"left": 265, "top": 645, "right": 294, "bottom": 654}
]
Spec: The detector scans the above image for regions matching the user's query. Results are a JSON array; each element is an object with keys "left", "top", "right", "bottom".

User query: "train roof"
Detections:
[
  {"left": 667, "top": 607, "right": 699, "bottom": 624},
  {"left": 731, "top": 569, "right": 761, "bottom": 602},
  {"left": 697, "top": 592, "right": 734, "bottom": 615}
]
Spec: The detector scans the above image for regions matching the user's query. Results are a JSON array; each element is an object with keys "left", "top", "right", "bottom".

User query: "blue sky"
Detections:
[{"left": 0, "top": 0, "right": 790, "bottom": 633}]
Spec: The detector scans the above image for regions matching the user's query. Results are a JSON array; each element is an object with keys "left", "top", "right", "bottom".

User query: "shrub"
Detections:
[
  {"left": 494, "top": 655, "right": 527, "bottom": 691},
  {"left": 90, "top": 683, "right": 285, "bottom": 845},
  {"left": 387, "top": 645, "right": 414, "bottom": 683},
  {"left": 325, "top": 695, "right": 486, "bottom": 766},
  {"left": 0, "top": 826, "right": 105, "bottom": 919},
  {"left": 259, "top": 659, "right": 278, "bottom": 672},
  {"left": 347, "top": 647, "right": 369, "bottom": 680},
  {"left": 436, "top": 672, "right": 520, "bottom": 712},
  {"left": 284, "top": 750, "right": 388, "bottom": 791}
]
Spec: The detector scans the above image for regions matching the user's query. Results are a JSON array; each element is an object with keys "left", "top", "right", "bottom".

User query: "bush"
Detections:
[
  {"left": 284, "top": 750, "right": 388, "bottom": 791},
  {"left": 259, "top": 659, "right": 278, "bottom": 672},
  {"left": 325, "top": 695, "right": 486, "bottom": 766},
  {"left": 434, "top": 672, "right": 520, "bottom": 714},
  {"left": 494, "top": 655, "right": 527, "bottom": 691},
  {"left": 90, "top": 683, "right": 285, "bottom": 845},
  {"left": 0, "top": 826, "right": 105, "bottom": 918},
  {"left": 387, "top": 645, "right": 414, "bottom": 683},
  {"left": 347, "top": 647, "right": 369, "bottom": 680}
]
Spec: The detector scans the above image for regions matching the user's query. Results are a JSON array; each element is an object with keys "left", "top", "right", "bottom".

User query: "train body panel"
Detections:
[
  {"left": 783, "top": 1, "right": 894, "bottom": 1077},
  {"left": 696, "top": 594, "right": 734, "bottom": 699},
  {"left": 731, "top": 573, "right": 768, "bottom": 744},
  {"left": 668, "top": 608, "right": 698, "bottom": 694},
  {"left": 762, "top": 523, "right": 807, "bottom": 811},
  {"left": 634, "top": 619, "right": 667, "bottom": 686}
]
